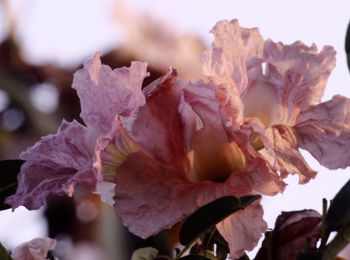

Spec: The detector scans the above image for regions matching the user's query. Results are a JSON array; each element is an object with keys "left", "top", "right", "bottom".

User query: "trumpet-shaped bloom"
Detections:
[{"left": 6, "top": 19, "right": 350, "bottom": 259}]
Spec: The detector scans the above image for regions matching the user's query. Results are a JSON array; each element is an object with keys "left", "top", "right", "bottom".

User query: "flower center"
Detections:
[
  {"left": 187, "top": 126, "right": 246, "bottom": 182},
  {"left": 242, "top": 79, "right": 278, "bottom": 127}
]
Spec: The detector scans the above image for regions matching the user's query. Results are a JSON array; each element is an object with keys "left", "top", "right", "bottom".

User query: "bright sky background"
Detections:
[{"left": 1, "top": 0, "right": 350, "bottom": 256}]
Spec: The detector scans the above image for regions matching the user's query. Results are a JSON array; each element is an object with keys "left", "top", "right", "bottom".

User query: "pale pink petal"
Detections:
[
  {"left": 182, "top": 80, "right": 244, "bottom": 134},
  {"left": 124, "top": 69, "right": 188, "bottom": 170},
  {"left": 6, "top": 120, "right": 95, "bottom": 210},
  {"left": 296, "top": 95, "right": 350, "bottom": 169},
  {"left": 113, "top": 150, "right": 266, "bottom": 256},
  {"left": 217, "top": 201, "right": 267, "bottom": 259},
  {"left": 225, "top": 120, "right": 286, "bottom": 195},
  {"left": 265, "top": 125, "right": 317, "bottom": 184},
  {"left": 114, "top": 151, "right": 200, "bottom": 237},
  {"left": 263, "top": 41, "right": 336, "bottom": 124},
  {"left": 12, "top": 238, "right": 56, "bottom": 260},
  {"left": 72, "top": 53, "right": 149, "bottom": 132},
  {"left": 202, "top": 19, "right": 264, "bottom": 94}
]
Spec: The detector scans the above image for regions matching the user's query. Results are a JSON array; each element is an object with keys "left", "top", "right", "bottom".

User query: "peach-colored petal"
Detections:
[
  {"left": 72, "top": 53, "right": 149, "bottom": 132},
  {"left": 263, "top": 41, "right": 336, "bottom": 124},
  {"left": 202, "top": 19, "right": 264, "bottom": 94},
  {"left": 296, "top": 95, "right": 350, "bottom": 169},
  {"left": 6, "top": 121, "right": 95, "bottom": 210},
  {"left": 266, "top": 125, "right": 317, "bottom": 184},
  {"left": 12, "top": 238, "right": 56, "bottom": 260},
  {"left": 217, "top": 201, "right": 267, "bottom": 259}
]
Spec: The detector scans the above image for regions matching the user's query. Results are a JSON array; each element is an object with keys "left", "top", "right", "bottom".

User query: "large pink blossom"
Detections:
[{"left": 6, "top": 19, "right": 349, "bottom": 259}]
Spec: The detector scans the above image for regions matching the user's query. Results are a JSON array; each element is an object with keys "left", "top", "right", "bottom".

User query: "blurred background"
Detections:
[{"left": 0, "top": 0, "right": 350, "bottom": 259}]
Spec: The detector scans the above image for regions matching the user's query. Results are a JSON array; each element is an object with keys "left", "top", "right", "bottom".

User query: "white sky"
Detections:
[{"left": 1, "top": 0, "right": 350, "bottom": 256}]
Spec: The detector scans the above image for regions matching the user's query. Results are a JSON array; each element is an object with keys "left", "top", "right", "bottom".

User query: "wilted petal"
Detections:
[
  {"left": 265, "top": 125, "right": 317, "bottom": 184},
  {"left": 12, "top": 238, "right": 56, "bottom": 260},
  {"left": 264, "top": 41, "right": 336, "bottom": 123},
  {"left": 217, "top": 201, "right": 267, "bottom": 259},
  {"left": 72, "top": 53, "right": 149, "bottom": 132},
  {"left": 296, "top": 95, "right": 350, "bottom": 169},
  {"left": 255, "top": 210, "right": 321, "bottom": 260},
  {"left": 202, "top": 19, "right": 264, "bottom": 93},
  {"left": 6, "top": 121, "right": 94, "bottom": 210}
]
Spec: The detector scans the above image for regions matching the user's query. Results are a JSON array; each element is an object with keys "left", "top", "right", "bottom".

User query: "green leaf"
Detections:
[
  {"left": 296, "top": 251, "right": 323, "bottom": 260},
  {"left": 179, "top": 195, "right": 261, "bottom": 246},
  {"left": 0, "top": 242, "right": 13, "bottom": 260},
  {"left": 0, "top": 160, "right": 24, "bottom": 210},
  {"left": 326, "top": 178, "right": 350, "bottom": 231},
  {"left": 345, "top": 21, "right": 350, "bottom": 72},
  {"left": 240, "top": 195, "right": 261, "bottom": 208}
]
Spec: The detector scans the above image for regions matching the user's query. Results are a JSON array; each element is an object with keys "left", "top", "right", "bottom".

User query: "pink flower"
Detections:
[
  {"left": 94, "top": 20, "right": 347, "bottom": 258},
  {"left": 7, "top": 19, "right": 349, "bottom": 259},
  {"left": 93, "top": 68, "right": 282, "bottom": 259},
  {"left": 202, "top": 19, "right": 342, "bottom": 184},
  {"left": 11, "top": 237, "right": 56, "bottom": 260},
  {"left": 6, "top": 54, "right": 149, "bottom": 209}
]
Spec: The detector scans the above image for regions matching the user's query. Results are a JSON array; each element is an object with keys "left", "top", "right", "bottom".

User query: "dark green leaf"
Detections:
[
  {"left": 296, "top": 251, "right": 323, "bottom": 260},
  {"left": 0, "top": 160, "right": 24, "bottom": 210},
  {"left": 240, "top": 195, "right": 261, "bottom": 208},
  {"left": 201, "top": 229, "right": 229, "bottom": 259},
  {"left": 0, "top": 242, "right": 13, "bottom": 260},
  {"left": 326, "top": 178, "right": 350, "bottom": 231},
  {"left": 179, "top": 195, "right": 260, "bottom": 246},
  {"left": 345, "top": 21, "right": 350, "bottom": 72},
  {"left": 179, "top": 256, "right": 211, "bottom": 260}
]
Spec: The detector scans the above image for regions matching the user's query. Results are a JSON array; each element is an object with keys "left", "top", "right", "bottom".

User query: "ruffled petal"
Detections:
[
  {"left": 113, "top": 150, "right": 267, "bottom": 255},
  {"left": 216, "top": 118, "right": 286, "bottom": 195},
  {"left": 125, "top": 69, "right": 188, "bottom": 170},
  {"left": 72, "top": 53, "right": 149, "bottom": 132},
  {"left": 265, "top": 125, "right": 317, "bottom": 183},
  {"left": 181, "top": 81, "right": 248, "bottom": 182},
  {"left": 263, "top": 41, "right": 336, "bottom": 124},
  {"left": 217, "top": 201, "right": 267, "bottom": 259},
  {"left": 6, "top": 121, "right": 94, "bottom": 210},
  {"left": 12, "top": 238, "right": 56, "bottom": 260},
  {"left": 296, "top": 95, "right": 350, "bottom": 169},
  {"left": 202, "top": 19, "right": 264, "bottom": 94}
]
